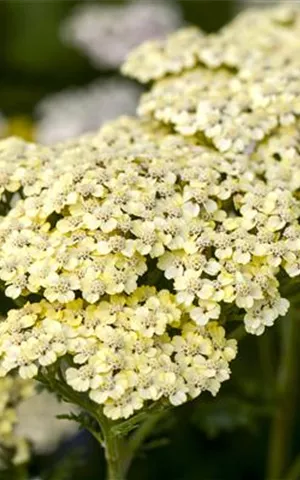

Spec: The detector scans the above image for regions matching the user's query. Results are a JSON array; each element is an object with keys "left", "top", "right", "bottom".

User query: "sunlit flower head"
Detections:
[{"left": 0, "top": 3, "right": 300, "bottom": 420}]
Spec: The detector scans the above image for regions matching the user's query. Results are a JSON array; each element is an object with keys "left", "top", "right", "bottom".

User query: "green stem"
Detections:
[
  {"left": 100, "top": 418, "right": 124, "bottom": 480},
  {"left": 229, "top": 324, "right": 246, "bottom": 341},
  {"left": 37, "top": 367, "right": 164, "bottom": 480},
  {"left": 123, "top": 412, "right": 164, "bottom": 474},
  {"left": 258, "top": 331, "right": 275, "bottom": 400},
  {"left": 266, "top": 308, "right": 299, "bottom": 480},
  {"left": 100, "top": 411, "right": 164, "bottom": 479}
]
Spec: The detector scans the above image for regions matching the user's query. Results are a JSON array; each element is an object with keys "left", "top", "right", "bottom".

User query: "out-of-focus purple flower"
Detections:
[
  {"left": 35, "top": 77, "right": 142, "bottom": 144},
  {"left": 61, "top": 0, "right": 183, "bottom": 69}
]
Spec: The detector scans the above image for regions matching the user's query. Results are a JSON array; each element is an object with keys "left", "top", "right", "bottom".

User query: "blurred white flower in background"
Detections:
[
  {"left": 37, "top": 0, "right": 182, "bottom": 145},
  {"left": 35, "top": 78, "right": 142, "bottom": 144},
  {"left": 61, "top": 0, "right": 183, "bottom": 69},
  {"left": 16, "top": 390, "right": 77, "bottom": 454}
]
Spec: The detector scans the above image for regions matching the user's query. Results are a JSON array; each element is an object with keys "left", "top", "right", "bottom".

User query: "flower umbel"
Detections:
[
  {"left": 1, "top": 4, "right": 300, "bottom": 425},
  {"left": 0, "top": 291, "right": 236, "bottom": 420}
]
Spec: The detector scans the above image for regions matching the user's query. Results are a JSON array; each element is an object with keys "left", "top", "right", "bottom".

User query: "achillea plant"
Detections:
[{"left": 0, "top": 4, "right": 300, "bottom": 479}]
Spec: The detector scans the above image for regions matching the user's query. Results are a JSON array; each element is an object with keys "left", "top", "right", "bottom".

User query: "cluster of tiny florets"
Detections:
[
  {"left": 0, "top": 137, "right": 53, "bottom": 199},
  {"left": 122, "top": 6, "right": 299, "bottom": 82},
  {"left": 0, "top": 374, "right": 34, "bottom": 466},
  {"left": 0, "top": 116, "right": 296, "bottom": 337},
  {"left": 0, "top": 289, "right": 236, "bottom": 420},
  {"left": 0, "top": 4, "right": 299, "bottom": 420},
  {"left": 123, "top": 5, "right": 300, "bottom": 154}
]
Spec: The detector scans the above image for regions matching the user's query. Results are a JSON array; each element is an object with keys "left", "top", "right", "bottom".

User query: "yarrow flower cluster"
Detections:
[
  {"left": 123, "top": 6, "right": 300, "bottom": 153},
  {"left": 0, "top": 115, "right": 295, "bottom": 337},
  {"left": 0, "top": 292, "right": 236, "bottom": 420},
  {"left": 0, "top": 4, "right": 299, "bottom": 420},
  {"left": 0, "top": 117, "right": 238, "bottom": 419},
  {"left": 0, "top": 374, "right": 34, "bottom": 466}
]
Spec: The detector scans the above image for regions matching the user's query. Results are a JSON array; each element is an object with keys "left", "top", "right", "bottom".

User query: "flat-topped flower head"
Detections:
[
  {"left": 123, "top": 4, "right": 300, "bottom": 156},
  {"left": 122, "top": 5, "right": 300, "bottom": 82},
  {"left": 0, "top": 112, "right": 298, "bottom": 343},
  {"left": 1, "top": 4, "right": 300, "bottom": 421}
]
